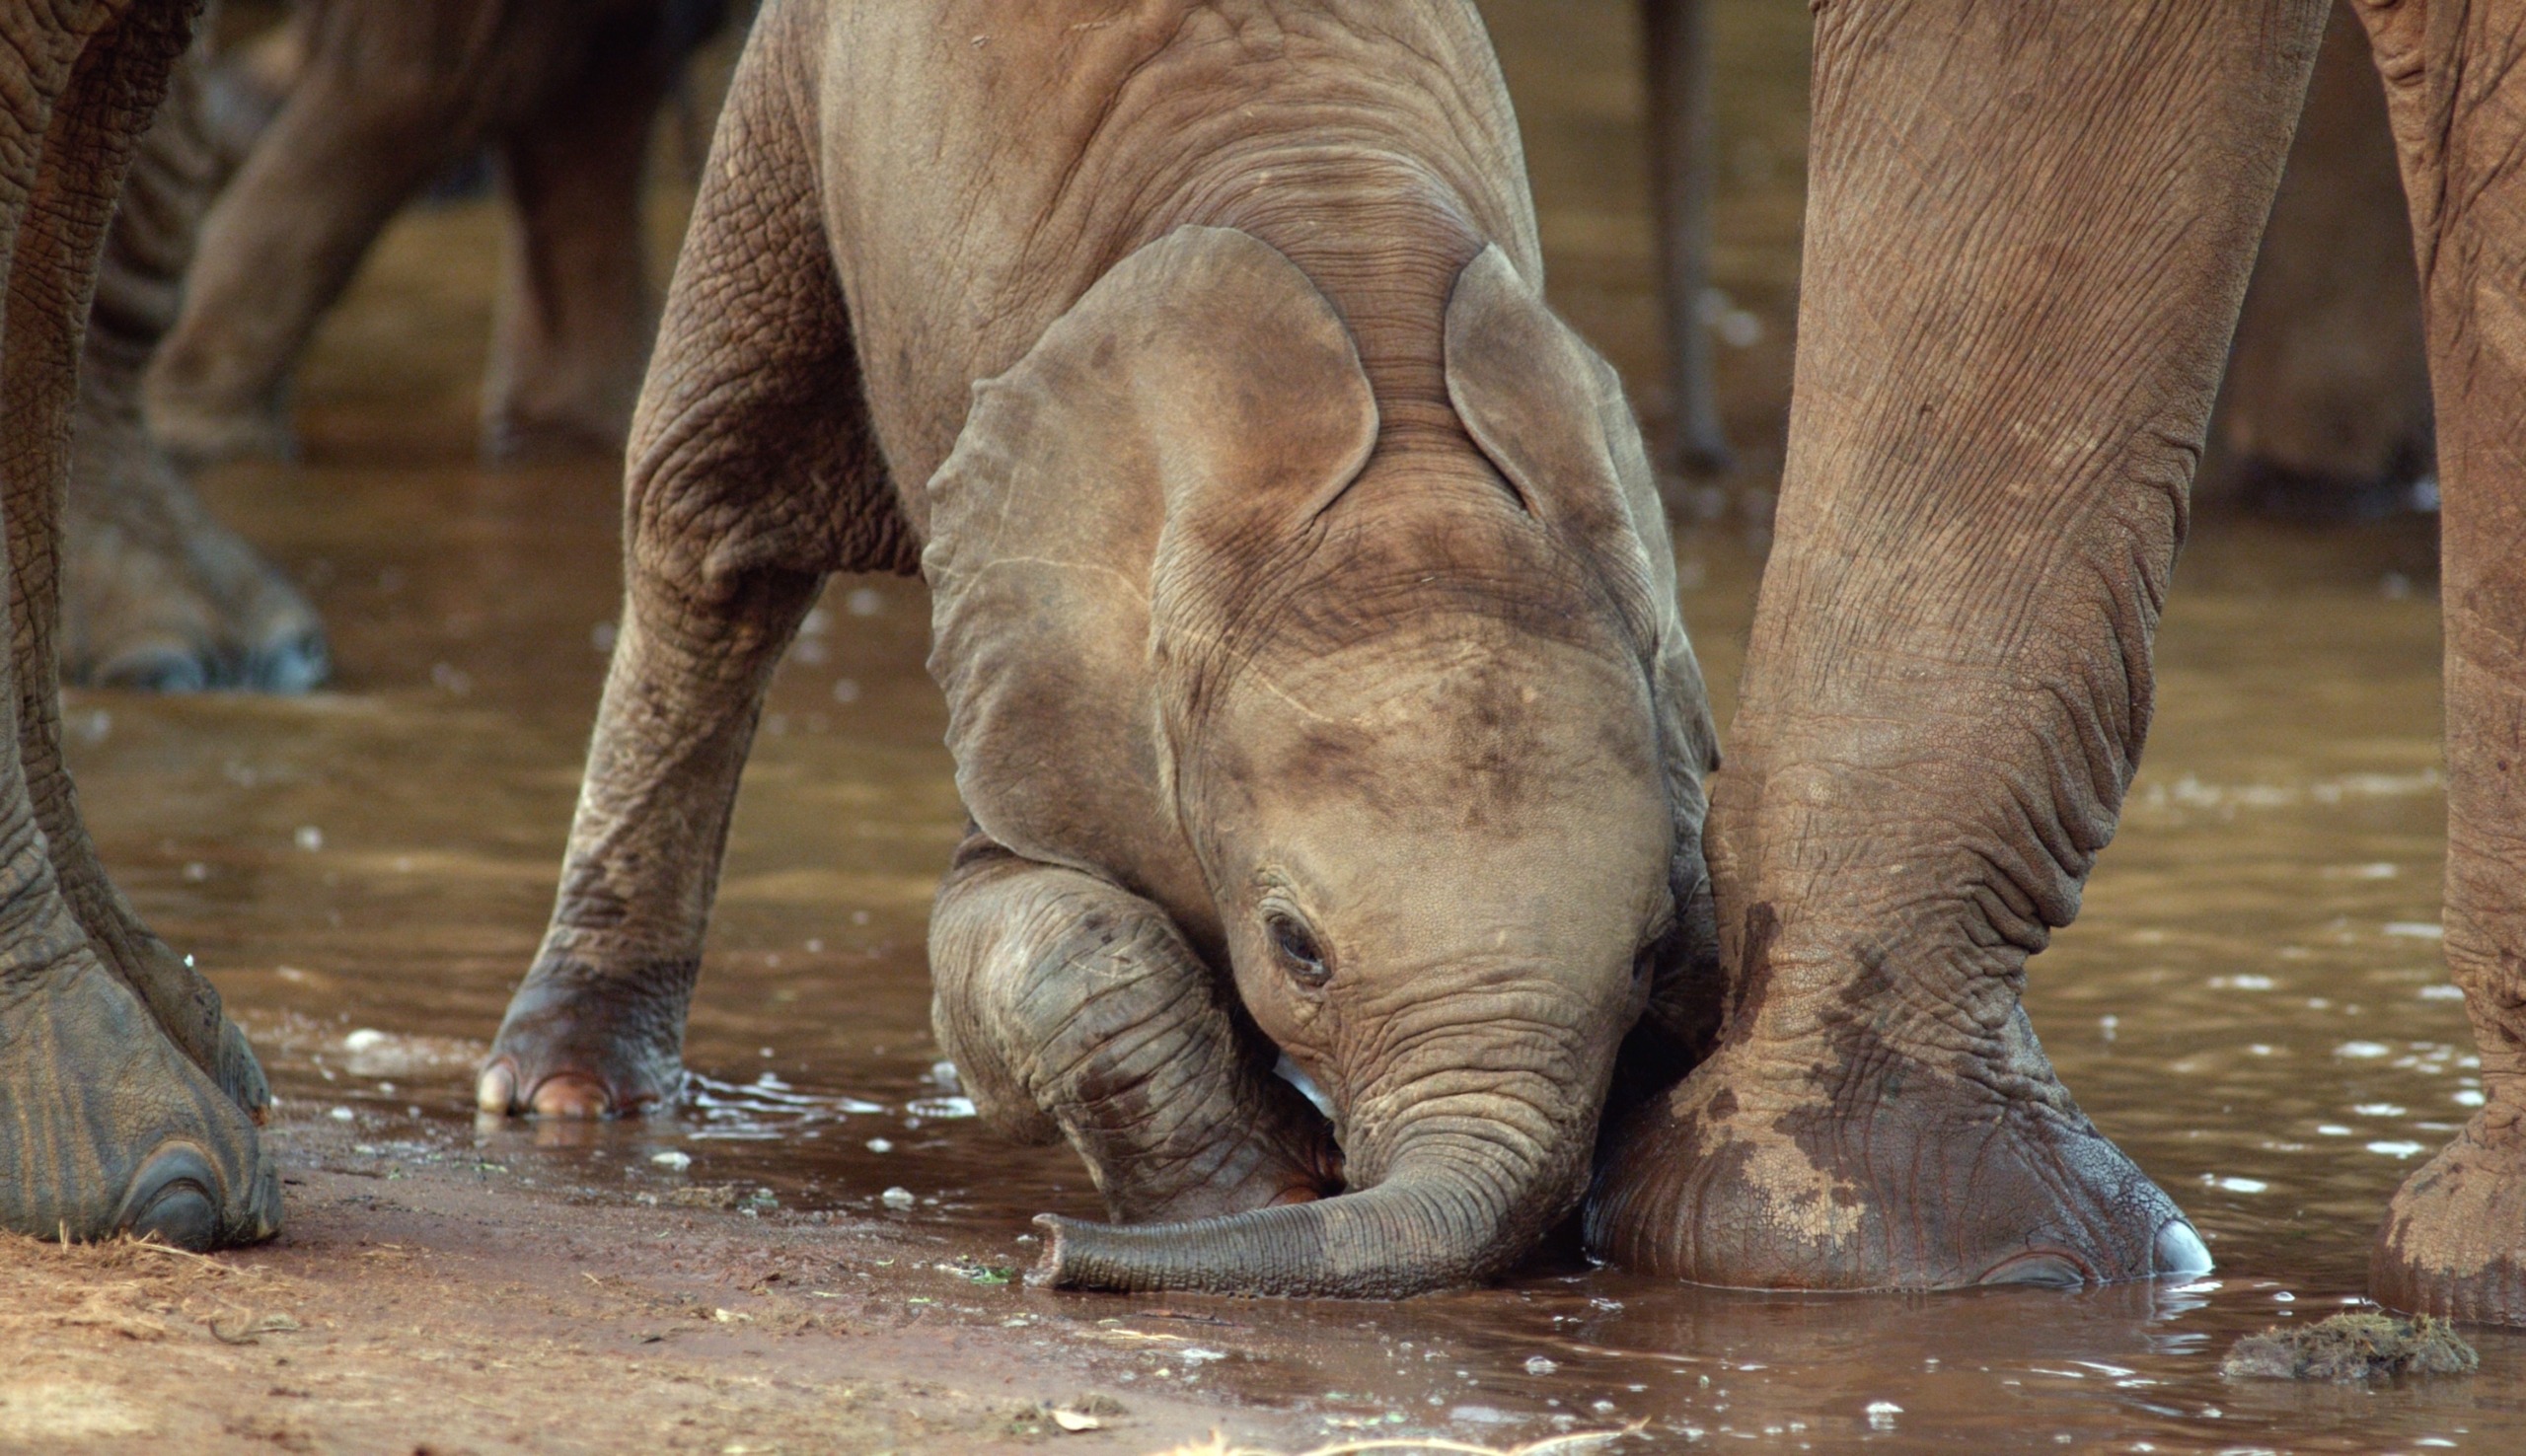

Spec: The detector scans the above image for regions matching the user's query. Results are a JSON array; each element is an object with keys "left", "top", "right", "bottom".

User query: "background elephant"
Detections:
[
  {"left": 472, "top": 0, "right": 1729, "bottom": 1300},
  {"left": 1590, "top": 0, "right": 2526, "bottom": 1327},
  {"left": 53, "top": 0, "right": 730, "bottom": 691},
  {"left": 144, "top": 0, "right": 729, "bottom": 469},
  {"left": 0, "top": 0, "right": 279, "bottom": 1250},
  {"left": 1639, "top": 0, "right": 2435, "bottom": 526},
  {"left": 63, "top": 19, "right": 329, "bottom": 691}
]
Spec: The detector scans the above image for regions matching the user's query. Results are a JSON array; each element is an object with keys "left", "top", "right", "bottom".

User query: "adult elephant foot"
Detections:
[
  {"left": 476, "top": 963, "right": 693, "bottom": 1119},
  {"left": 1589, "top": 1011, "right": 2209, "bottom": 1290},
  {"left": 1, "top": 958, "right": 281, "bottom": 1250},
  {"left": 478, "top": 402, "right": 632, "bottom": 468},
  {"left": 64, "top": 429, "right": 327, "bottom": 692},
  {"left": 144, "top": 387, "right": 298, "bottom": 471},
  {"left": 2371, "top": 1109, "right": 2526, "bottom": 1326}
]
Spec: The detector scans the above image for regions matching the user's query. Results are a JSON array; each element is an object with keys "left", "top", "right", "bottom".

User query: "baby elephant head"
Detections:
[{"left": 924, "top": 228, "right": 1719, "bottom": 1297}]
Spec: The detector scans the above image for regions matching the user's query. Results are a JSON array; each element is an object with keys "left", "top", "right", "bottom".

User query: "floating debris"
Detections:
[{"left": 2222, "top": 1312, "right": 2479, "bottom": 1382}]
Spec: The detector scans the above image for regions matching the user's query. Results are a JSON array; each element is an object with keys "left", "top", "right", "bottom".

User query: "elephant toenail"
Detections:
[
  {"left": 530, "top": 1072, "right": 614, "bottom": 1119},
  {"left": 119, "top": 1144, "right": 222, "bottom": 1251},
  {"left": 2154, "top": 1216, "right": 2214, "bottom": 1279},
  {"left": 1978, "top": 1251, "right": 2093, "bottom": 1288},
  {"left": 476, "top": 1061, "right": 518, "bottom": 1114}
]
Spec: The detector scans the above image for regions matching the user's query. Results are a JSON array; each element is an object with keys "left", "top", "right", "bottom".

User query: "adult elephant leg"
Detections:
[
  {"left": 0, "top": 0, "right": 278, "bottom": 1249},
  {"left": 479, "top": 24, "right": 915, "bottom": 1117},
  {"left": 34, "top": 31, "right": 278, "bottom": 1110},
  {"left": 1638, "top": 0, "right": 1732, "bottom": 487},
  {"left": 2213, "top": 0, "right": 2433, "bottom": 522},
  {"left": 2358, "top": 0, "right": 2526, "bottom": 1329},
  {"left": 1590, "top": 0, "right": 2327, "bottom": 1289},
  {"left": 65, "top": 30, "right": 329, "bottom": 693},
  {"left": 141, "top": 0, "right": 521, "bottom": 466},
  {"left": 929, "top": 837, "right": 1340, "bottom": 1222},
  {"left": 480, "top": 7, "right": 703, "bottom": 462}
]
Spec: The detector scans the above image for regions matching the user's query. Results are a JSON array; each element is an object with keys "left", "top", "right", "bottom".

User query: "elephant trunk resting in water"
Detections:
[{"left": 472, "top": 0, "right": 1726, "bottom": 1297}]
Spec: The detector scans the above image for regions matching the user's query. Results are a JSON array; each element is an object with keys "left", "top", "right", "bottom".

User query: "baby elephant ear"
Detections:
[
  {"left": 923, "top": 226, "right": 1378, "bottom": 898},
  {"left": 1442, "top": 243, "right": 1719, "bottom": 777}
]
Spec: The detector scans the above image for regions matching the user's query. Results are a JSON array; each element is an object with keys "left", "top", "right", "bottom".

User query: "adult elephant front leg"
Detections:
[
  {"left": 2359, "top": 0, "right": 2526, "bottom": 1330},
  {"left": 1591, "top": 0, "right": 2329, "bottom": 1289},
  {"left": 1, "top": 0, "right": 279, "bottom": 1250},
  {"left": 481, "top": 3, "right": 720, "bottom": 462},
  {"left": 1638, "top": 0, "right": 1731, "bottom": 484},
  {"left": 478, "top": 25, "right": 912, "bottom": 1118}
]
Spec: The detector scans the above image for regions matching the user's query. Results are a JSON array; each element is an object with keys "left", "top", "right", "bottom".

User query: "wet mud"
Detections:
[{"left": 10, "top": 1, "right": 2518, "bottom": 1451}]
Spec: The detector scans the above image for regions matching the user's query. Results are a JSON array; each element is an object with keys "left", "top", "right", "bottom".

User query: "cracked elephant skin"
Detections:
[
  {"left": 479, "top": 0, "right": 1729, "bottom": 1300},
  {"left": 1589, "top": 0, "right": 2526, "bottom": 1325},
  {"left": 1, "top": 0, "right": 281, "bottom": 1251}
]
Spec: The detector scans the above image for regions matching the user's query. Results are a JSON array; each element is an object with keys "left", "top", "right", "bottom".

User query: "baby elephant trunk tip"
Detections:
[{"left": 1025, "top": 1163, "right": 1531, "bottom": 1299}]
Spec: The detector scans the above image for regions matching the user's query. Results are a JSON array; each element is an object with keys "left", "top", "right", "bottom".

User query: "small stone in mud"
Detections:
[
  {"left": 881, "top": 1186, "right": 917, "bottom": 1209},
  {"left": 2221, "top": 1312, "right": 2479, "bottom": 1383}
]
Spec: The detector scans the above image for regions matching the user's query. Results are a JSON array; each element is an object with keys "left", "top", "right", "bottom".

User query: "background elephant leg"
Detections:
[
  {"left": 480, "top": 31, "right": 915, "bottom": 1117},
  {"left": 2210, "top": 0, "right": 2433, "bottom": 522},
  {"left": 2357, "top": 0, "right": 2526, "bottom": 1330},
  {"left": 0, "top": 0, "right": 279, "bottom": 1250},
  {"left": 480, "top": 18, "right": 693, "bottom": 463},
  {"left": 1638, "top": 0, "right": 1732, "bottom": 487},
  {"left": 195, "top": 6, "right": 305, "bottom": 173},
  {"left": 142, "top": 2, "right": 503, "bottom": 466},
  {"left": 1589, "top": 0, "right": 2328, "bottom": 1290},
  {"left": 66, "top": 29, "right": 328, "bottom": 693},
  {"left": 930, "top": 838, "right": 1340, "bottom": 1223}
]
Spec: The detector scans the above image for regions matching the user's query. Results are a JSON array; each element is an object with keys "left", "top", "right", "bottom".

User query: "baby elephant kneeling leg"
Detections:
[{"left": 929, "top": 840, "right": 1338, "bottom": 1223}]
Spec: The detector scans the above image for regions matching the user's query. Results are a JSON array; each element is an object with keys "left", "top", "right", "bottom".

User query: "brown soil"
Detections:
[{"left": 0, "top": 1119, "right": 1341, "bottom": 1455}]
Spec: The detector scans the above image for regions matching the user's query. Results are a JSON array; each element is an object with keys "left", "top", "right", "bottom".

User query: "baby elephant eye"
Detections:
[{"left": 1266, "top": 912, "right": 1331, "bottom": 987}]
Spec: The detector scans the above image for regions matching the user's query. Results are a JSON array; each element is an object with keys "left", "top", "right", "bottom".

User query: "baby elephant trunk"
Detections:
[{"left": 1032, "top": 1126, "right": 1566, "bottom": 1298}]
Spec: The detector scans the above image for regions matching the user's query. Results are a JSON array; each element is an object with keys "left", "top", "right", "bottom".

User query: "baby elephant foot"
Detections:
[
  {"left": 2371, "top": 1104, "right": 2526, "bottom": 1326},
  {"left": 1, "top": 960, "right": 281, "bottom": 1249},
  {"left": 931, "top": 848, "right": 1340, "bottom": 1223},
  {"left": 1588, "top": 1014, "right": 2208, "bottom": 1290},
  {"left": 477, "top": 961, "right": 694, "bottom": 1118}
]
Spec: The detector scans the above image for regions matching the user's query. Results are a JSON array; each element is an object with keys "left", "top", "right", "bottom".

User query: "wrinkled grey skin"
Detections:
[
  {"left": 1590, "top": 0, "right": 2526, "bottom": 1331},
  {"left": 0, "top": 0, "right": 281, "bottom": 1253},
  {"left": 477, "top": 0, "right": 1723, "bottom": 1299}
]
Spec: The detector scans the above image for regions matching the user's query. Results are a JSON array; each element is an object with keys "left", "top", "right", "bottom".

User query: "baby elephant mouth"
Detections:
[{"left": 1274, "top": 1054, "right": 1338, "bottom": 1121}]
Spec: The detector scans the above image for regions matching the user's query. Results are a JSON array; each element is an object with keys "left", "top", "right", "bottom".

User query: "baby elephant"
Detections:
[{"left": 478, "top": 0, "right": 1723, "bottom": 1297}]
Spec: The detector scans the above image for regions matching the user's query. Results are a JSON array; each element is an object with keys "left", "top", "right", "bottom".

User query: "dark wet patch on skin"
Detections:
[{"left": 1724, "top": 902, "right": 1780, "bottom": 1039}]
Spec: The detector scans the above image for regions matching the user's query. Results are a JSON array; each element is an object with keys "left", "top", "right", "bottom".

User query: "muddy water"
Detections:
[{"left": 61, "top": 1, "right": 2522, "bottom": 1449}]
